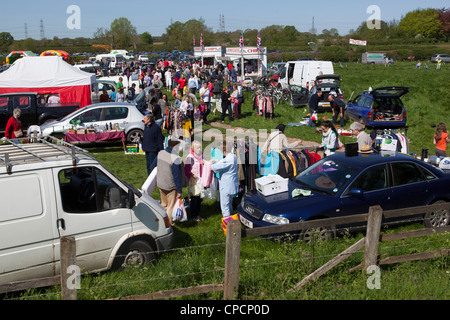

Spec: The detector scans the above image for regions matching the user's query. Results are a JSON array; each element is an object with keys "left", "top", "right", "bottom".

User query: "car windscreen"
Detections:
[
  {"left": 59, "top": 107, "right": 88, "bottom": 122},
  {"left": 294, "top": 158, "right": 360, "bottom": 195}
]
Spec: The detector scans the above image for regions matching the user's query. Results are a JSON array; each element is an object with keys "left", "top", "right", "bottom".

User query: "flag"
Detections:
[
  {"left": 200, "top": 33, "right": 204, "bottom": 49},
  {"left": 193, "top": 35, "right": 195, "bottom": 46},
  {"left": 257, "top": 31, "right": 261, "bottom": 52},
  {"left": 239, "top": 33, "right": 244, "bottom": 49}
]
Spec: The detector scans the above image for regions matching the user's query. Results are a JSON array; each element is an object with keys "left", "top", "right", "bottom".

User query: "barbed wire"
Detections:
[{"left": 2, "top": 215, "right": 448, "bottom": 300}]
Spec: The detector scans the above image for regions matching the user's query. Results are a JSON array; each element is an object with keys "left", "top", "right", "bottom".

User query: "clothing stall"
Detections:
[{"left": 224, "top": 47, "right": 267, "bottom": 80}]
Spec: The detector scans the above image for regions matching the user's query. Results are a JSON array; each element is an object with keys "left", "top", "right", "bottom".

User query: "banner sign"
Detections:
[
  {"left": 349, "top": 39, "right": 367, "bottom": 46},
  {"left": 226, "top": 47, "right": 266, "bottom": 55},
  {"left": 194, "top": 46, "right": 221, "bottom": 53}
]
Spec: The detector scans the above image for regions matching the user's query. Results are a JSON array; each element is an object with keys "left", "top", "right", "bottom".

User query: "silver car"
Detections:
[
  {"left": 431, "top": 54, "right": 450, "bottom": 63},
  {"left": 40, "top": 102, "right": 145, "bottom": 143}
]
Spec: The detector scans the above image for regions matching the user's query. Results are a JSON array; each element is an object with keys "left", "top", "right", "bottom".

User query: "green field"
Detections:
[{"left": 9, "top": 61, "right": 449, "bottom": 301}]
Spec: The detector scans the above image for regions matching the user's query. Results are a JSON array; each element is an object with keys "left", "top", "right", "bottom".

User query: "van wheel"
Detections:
[
  {"left": 424, "top": 200, "right": 449, "bottom": 228},
  {"left": 115, "top": 240, "right": 156, "bottom": 268}
]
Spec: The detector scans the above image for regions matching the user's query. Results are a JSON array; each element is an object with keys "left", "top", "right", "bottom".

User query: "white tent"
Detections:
[{"left": 0, "top": 56, "right": 95, "bottom": 107}]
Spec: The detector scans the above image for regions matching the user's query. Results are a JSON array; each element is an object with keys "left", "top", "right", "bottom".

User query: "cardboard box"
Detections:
[{"left": 255, "top": 175, "right": 289, "bottom": 196}]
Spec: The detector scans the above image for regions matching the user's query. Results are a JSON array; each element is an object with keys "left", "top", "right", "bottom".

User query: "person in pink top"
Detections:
[{"left": 184, "top": 140, "right": 204, "bottom": 221}]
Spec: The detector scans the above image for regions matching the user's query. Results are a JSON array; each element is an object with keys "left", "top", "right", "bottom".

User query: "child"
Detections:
[
  {"left": 194, "top": 105, "right": 201, "bottom": 122},
  {"left": 198, "top": 99, "right": 207, "bottom": 122},
  {"left": 115, "top": 88, "right": 125, "bottom": 102},
  {"left": 184, "top": 140, "right": 204, "bottom": 221},
  {"left": 433, "top": 122, "right": 449, "bottom": 157}
]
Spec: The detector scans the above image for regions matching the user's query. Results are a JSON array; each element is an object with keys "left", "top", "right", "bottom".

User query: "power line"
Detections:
[{"left": 40, "top": 19, "right": 45, "bottom": 40}]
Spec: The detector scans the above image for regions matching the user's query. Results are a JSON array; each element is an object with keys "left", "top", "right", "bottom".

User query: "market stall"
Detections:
[
  {"left": 0, "top": 56, "right": 95, "bottom": 108},
  {"left": 193, "top": 46, "right": 222, "bottom": 67},
  {"left": 224, "top": 46, "right": 267, "bottom": 80}
]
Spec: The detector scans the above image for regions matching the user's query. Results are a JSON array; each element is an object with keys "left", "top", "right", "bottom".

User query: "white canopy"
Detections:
[
  {"left": 0, "top": 56, "right": 95, "bottom": 107},
  {"left": 0, "top": 56, "right": 95, "bottom": 88}
]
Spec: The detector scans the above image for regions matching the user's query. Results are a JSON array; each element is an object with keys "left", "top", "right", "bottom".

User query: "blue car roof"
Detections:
[{"left": 327, "top": 151, "right": 422, "bottom": 168}]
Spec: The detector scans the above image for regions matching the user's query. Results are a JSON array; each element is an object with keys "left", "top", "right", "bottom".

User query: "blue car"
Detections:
[
  {"left": 345, "top": 87, "right": 408, "bottom": 128},
  {"left": 238, "top": 152, "right": 450, "bottom": 239}
]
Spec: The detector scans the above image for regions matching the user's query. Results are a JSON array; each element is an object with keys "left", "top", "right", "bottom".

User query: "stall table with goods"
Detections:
[{"left": 64, "top": 128, "right": 126, "bottom": 151}]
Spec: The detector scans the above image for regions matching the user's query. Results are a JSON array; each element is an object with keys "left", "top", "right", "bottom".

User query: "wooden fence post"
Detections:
[
  {"left": 223, "top": 220, "right": 241, "bottom": 300},
  {"left": 60, "top": 236, "right": 77, "bottom": 300},
  {"left": 364, "top": 206, "right": 383, "bottom": 271}
]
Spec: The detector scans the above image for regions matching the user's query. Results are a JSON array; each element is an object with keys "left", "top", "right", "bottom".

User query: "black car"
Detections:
[{"left": 309, "top": 74, "right": 345, "bottom": 111}]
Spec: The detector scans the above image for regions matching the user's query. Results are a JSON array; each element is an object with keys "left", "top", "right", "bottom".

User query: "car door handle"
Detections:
[{"left": 57, "top": 218, "right": 66, "bottom": 231}]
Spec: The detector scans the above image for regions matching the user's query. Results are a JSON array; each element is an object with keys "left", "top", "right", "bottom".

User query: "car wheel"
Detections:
[
  {"left": 300, "top": 226, "right": 334, "bottom": 243},
  {"left": 344, "top": 110, "right": 350, "bottom": 121},
  {"left": 120, "top": 240, "right": 156, "bottom": 268},
  {"left": 424, "top": 200, "right": 449, "bottom": 228},
  {"left": 127, "top": 129, "right": 143, "bottom": 144}
]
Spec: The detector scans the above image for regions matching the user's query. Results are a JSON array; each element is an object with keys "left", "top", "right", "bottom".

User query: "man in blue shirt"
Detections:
[
  {"left": 142, "top": 114, "right": 164, "bottom": 175},
  {"left": 308, "top": 89, "right": 322, "bottom": 127}
]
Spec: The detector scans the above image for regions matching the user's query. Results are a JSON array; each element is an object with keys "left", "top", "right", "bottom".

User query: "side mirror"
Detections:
[{"left": 127, "top": 189, "right": 136, "bottom": 209}]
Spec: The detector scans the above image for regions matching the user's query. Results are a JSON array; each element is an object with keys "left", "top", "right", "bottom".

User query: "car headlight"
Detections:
[{"left": 262, "top": 214, "right": 289, "bottom": 225}]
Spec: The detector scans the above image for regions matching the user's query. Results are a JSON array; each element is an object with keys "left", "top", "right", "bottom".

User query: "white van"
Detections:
[
  {"left": 0, "top": 138, "right": 173, "bottom": 286},
  {"left": 277, "top": 60, "right": 334, "bottom": 90},
  {"left": 361, "top": 52, "right": 394, "bottom": 65},
  {"left": 95, "top": 53, "right": 125, "bottom": 68}
]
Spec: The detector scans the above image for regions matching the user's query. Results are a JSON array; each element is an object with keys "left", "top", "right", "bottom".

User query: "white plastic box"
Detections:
[{"left": 255, "top": 174, "right": 289, "bottom": 196}]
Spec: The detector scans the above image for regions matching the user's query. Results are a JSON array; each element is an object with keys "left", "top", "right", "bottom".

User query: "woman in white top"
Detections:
[
  {"left": 179, "top": 96, "right": 193, "bottom": 117},
  {"left": 261, "top": 124, "right": 302, "bottom": 155},
  {"left": 320, "top": 120, "right": 338, "bottom": 157}
]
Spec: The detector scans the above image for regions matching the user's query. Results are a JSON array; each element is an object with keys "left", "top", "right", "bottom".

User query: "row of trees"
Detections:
[{"left": 1, "top": 8, "right": 448, "bottom": 55}]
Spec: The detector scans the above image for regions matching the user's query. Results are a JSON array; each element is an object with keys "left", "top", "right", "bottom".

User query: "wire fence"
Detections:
[{"left": 1, "top": 208, "right": 449, "bottom": 300}]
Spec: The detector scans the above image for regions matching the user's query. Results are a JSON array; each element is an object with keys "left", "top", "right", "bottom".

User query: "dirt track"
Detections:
[{"left": 202, "top": 121, "right": 324, "bottom": 157}]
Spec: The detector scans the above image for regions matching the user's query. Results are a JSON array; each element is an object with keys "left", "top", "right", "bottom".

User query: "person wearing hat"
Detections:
[
  {"left": 261, "top": 124, "right": 303, "bottom": 155},
  {"left": 329, "top": 92, "right": 345, "bottom": 128},
  {"left": 149, "top": 139, "right": 183, "bottom": 225},
  {"left": 350, "top": 122, "right": 372, "bottom": 151}
]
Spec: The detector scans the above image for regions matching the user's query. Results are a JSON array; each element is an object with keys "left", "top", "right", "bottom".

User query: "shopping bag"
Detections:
[
  {"left": 188, "top": 177, "right": 202, "bottom": 196},
  {"left": 141, "top": 167, "right": 157, "bottom": 195},
  {"left": 172, "top": 199, "right": 188, "bottom": 222},
  {"left": 201, "top": 179, "right": 217, "bottom": 200},
  {"left": 221, "top": 213, "right": 239, "bottom": 235}
]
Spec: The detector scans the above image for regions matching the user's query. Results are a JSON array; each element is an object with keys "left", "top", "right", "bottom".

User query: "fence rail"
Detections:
[{"left": 0, "top": 202, "right": 449, "bottom": 299}]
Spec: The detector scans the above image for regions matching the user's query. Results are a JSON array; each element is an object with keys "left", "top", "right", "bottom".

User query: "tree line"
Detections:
[{"left": 0, "top": 7, "right": 448, "bottom": 61}]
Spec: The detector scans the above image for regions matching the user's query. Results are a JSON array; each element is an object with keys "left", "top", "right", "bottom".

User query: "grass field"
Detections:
[{"left": 10, "top": 61, "right": 449, "bottom": 301}]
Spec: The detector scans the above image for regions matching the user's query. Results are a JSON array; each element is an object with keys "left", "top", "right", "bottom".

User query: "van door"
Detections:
[
  {"left": 0, "top": 96, "right": 9, "bottom": 131},
  {"left": 53, "top": 166, "right": 132, "bottom": 273},
  {"left": 0, "top": 171, "right": 58, "bottom": 284}
]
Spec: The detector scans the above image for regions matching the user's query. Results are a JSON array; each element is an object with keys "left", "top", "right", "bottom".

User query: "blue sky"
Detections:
[{"left": 2, "top": 0, "right": 448, "bottom": 40}]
